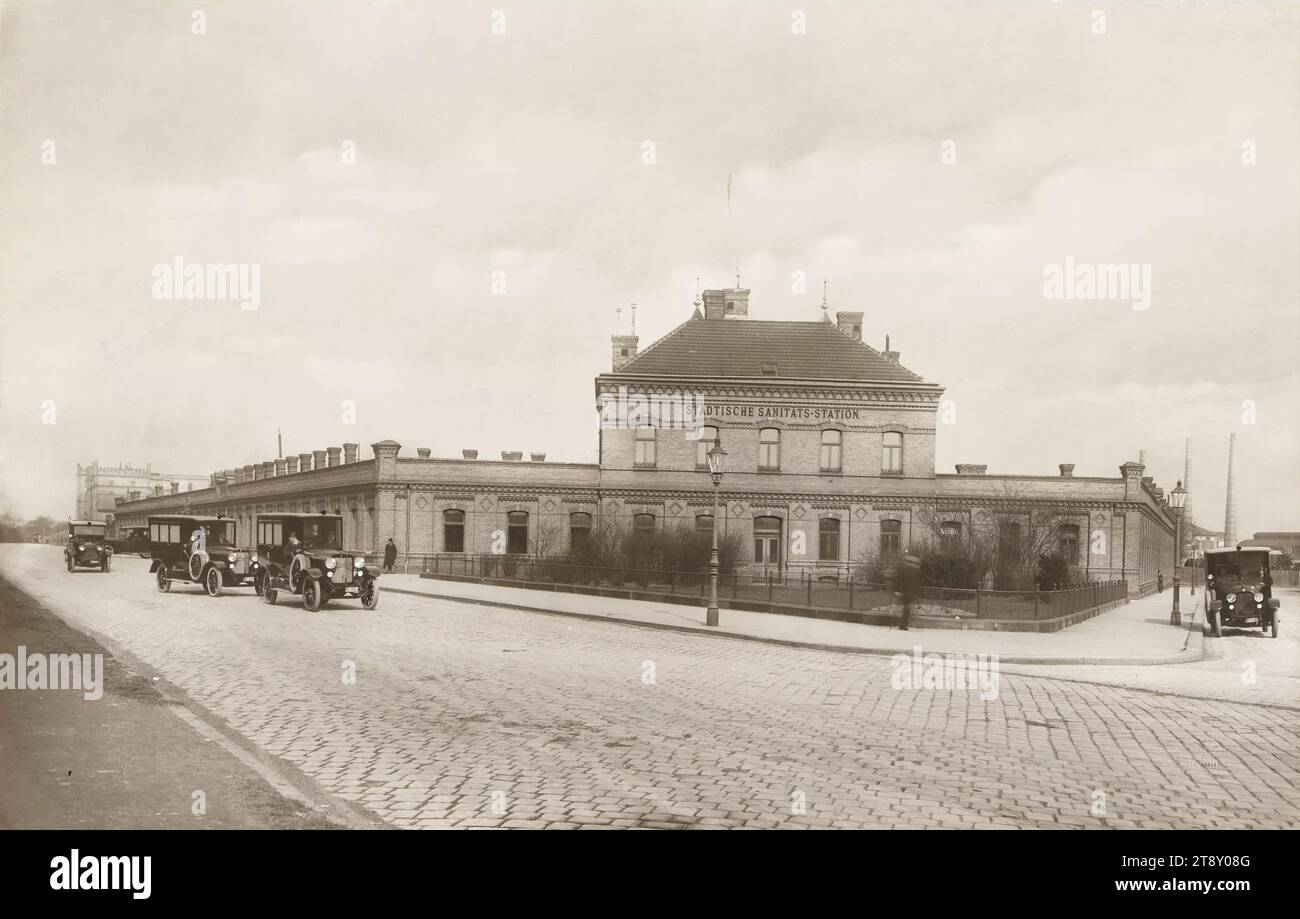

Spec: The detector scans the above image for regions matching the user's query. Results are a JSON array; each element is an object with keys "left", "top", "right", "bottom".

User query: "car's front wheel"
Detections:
[
  {"left": 66, "top": 554, "right": 74, "bottom": 572},
  {"left": 262, "top": 579, "right": 277, "bottom": 606},
  {"left": 204, "top": 566, "right": 223, "bottom": 597},
  {"left": 254, "top": 570, "right": 265, "bottom": 596},
  {"left": 361, "top": 581, "right": 379, "bottom": 610},
  {"left": 1272, "top": 617, "right": 1278, "bottom": 639},
  {"left": 302, "top": 577, "right": 323, "bottom": 612},
  {"left": 156, "top": 566, "right": 170, "bottom": 592}
]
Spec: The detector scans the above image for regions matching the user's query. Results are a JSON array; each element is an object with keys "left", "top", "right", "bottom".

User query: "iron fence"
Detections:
[{"left": 417, "top": 553, "right": 1127, "bottom": 622}]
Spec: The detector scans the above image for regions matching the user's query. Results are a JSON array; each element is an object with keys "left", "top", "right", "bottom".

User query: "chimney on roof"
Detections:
[
  {"left": 502, "top": 451, "right": 523, "bottom": 462},
  {"left": 462, "top": 449, "right": 478, "bottom": 460},
  {"left": 611, "top": 334, "right": 639, "bottom": 371},
  {"left": 344, "top": 443, "right": 359, "bottom": 464},
  {"left": 327, "top": 447, "right": 342, "bottom": 468},
  {"left": 530, "top": 452, "right": 546, "bottom": 462},
  {"left": 955, "top": 464, "right": 987, "bottom": 475},
  {"left": 1058, "top": 463, "right": 1075, "bottom": 477},
  {"left": 701, "top": 287, "right": 749, "bottom": 321},
  {"left": 882, "top": 334, "right": 900, "bottom": 363},
  {"left": 274, "top": 458, "right": 286, "bottom": 477},
  {"left": 299, "top": 452, "right": 313, "bottom": 472},
  {"left": 286, "top": 456, "right": 299, "bottom": 474},
  {"left": 417, "top": 448, "right": 431, "bottom": 459},
  {"left": 313, "top": 450, "right": 327, "bottom": 470},
  {"left": 836, "top": 311, "right": 863, "bottom": 341}
]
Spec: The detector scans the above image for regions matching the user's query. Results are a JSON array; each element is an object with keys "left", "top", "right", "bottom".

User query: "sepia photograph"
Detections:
[{"left": 0, "top": 0, "right": 1296, "bottom": 901}]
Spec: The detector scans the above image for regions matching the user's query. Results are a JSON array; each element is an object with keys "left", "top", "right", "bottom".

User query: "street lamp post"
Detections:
[
  {"left": 1169, "top": 480, "right": 1187, "bottom": 626},
  {"left": 706, "top": 439, "right": 728, "bottom": 628}
]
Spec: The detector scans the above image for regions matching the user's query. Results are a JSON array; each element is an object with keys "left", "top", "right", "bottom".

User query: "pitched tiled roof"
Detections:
[{"left": 613, "top": 318, "right": 927, "bottom": 383}]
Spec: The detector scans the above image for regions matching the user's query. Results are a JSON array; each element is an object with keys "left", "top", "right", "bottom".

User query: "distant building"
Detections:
[
  {"left": 113, "top": 286, "right": 1180, "bottom": 591},
  {"left": 1188, "top": 521, "right": 1225, "bottom": 558},
  {"left": 76, "top": 462, "right": 208, "bottom": 531},
  {"left": 1242, "top": 532, "right": 1300, "bottom": 561}
]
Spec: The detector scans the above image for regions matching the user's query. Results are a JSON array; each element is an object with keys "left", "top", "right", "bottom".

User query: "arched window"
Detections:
[
  {"left": 819, "top": 518, "right": 841, "bottom": 561},
  {"left": 634, "top": 427, "right": 656, "bottom": 467},
  {"left": 506, "top": 511, "right": 529, "bottom": 555},
  {"left": 695, "top": 425, "right": 718, "bottom": 468},
  {"left": 570, "top": 512, "right": 592, "bottom": 553},
  {"left": 758, "top": 428, "right": 781, "bottom": 471},
  {"left": 880, "top": 519, "right": 902, "bottom": 559},
  {"left": 820, "top": 430, "right": 842, "bottom": 472},
  {"left": 940, "top": 520, "right": 962, "bottom": 550},
  {"left": 443, "top": 509, "right": 465, "bottom": 553},
  {"left": 882, "top": 432, "right": 904, "bottom": 475},
  {"left": 1057, "top": 524, "right": 1080, "bottom": 566},
  {"left": 632, "top": 513, "right": 656, "bottom": 555},
  {"left": 695, "top": 514, "right": 714, "bottom": 535}
]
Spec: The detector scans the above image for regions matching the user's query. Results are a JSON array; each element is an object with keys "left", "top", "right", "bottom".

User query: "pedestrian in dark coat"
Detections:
[
  {"left": 894, "top": 554, "right": 921, "bottom": 631},
  {"left": 383, "top": 538, "right": 398, "bottom": 573},
  {"left": 1157, "top": 571, "right": 1164, "bottom": 593}
]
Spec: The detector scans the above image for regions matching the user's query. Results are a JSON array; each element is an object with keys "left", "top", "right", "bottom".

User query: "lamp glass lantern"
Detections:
[
  {"left": 707, "top": 440, "right": 728, "bottom": 484},
  {"left": 1169, "top": 480, "right": 1187, "bottom": 512}
]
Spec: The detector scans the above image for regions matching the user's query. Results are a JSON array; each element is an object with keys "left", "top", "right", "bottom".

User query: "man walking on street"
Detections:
[
  {"left": 1157, "top": 571, "right": 1164, "bottom": 593},
  {"left": 383, "top": 537, "right": 398, "bottom": 573},
  {"left": 895, "top": 553, "right": 921, "bottom": 631}
]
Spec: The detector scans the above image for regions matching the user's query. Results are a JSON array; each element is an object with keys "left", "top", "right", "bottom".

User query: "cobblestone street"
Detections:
[{"left": 3, "top": 545, "right": 1297, "bottom": 829}]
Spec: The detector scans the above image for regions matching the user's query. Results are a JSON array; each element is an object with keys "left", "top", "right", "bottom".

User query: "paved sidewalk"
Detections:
[{"left": 382, "top": 573, "right": 1202, "bottom": 665}]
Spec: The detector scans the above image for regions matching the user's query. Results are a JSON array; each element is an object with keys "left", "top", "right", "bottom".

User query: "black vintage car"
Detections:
[
  {"left": 65, "top": 520, "right": 112, "bottom": 572},
  {"left": 148, "top": 514, "right": 260, "bottom": 597},
  {"left": 255, "top": 513, "right": 379, "bottom": 611},
  {"left": 108, "top": 526, "right": 151, "bottom": 558},
  {"left": 1205, "top": 546, "right": 1279, "bottom": 638}
]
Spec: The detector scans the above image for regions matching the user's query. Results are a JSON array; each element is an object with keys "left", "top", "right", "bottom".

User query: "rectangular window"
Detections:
[
  {"left": 882, "top": 432, "right": 903, "bottom": 475},
  {"left": 820, "top": 430, "right": 842, "bottom": 472},
  {"left": 634, "top": 427, "right": 656, "bottom": 467},
  {"left": 880, "top": 519, "right": 901, "bottom": 559},
  {"left": 444, "top": 510, "right": 465, "bottom": 553},
  {"left": 758, "top": 428, "right": 781, "bottom": 471},
  {"left": 819, "top": 518, "right": 840, "bottom": 560},
  {"left": 507, "top": 511, "right": 529, "bottom": 554},
  {"left": 569, "top": 512, "right": 592, "bottom": 553},
  {"left": 1058, "top": 525, "right": 1080, "bottom": 566}
]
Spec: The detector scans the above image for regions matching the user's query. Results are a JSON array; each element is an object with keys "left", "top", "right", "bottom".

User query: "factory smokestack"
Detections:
[
  {"left": 1224, "top": 433, "right": 1238, "bottom": 547},
  {"left": 1183, "top": 438, "right": 1194, "bottom": 526}
]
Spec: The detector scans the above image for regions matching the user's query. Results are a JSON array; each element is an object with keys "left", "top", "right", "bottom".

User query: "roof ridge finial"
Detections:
[
  {"left": 693, "top": 276, "right": 702, "bottom": 308},
  {"left": 820, "top": 278, "right": 831, "bottom": 322},
  {"left": 630, "top": 302, "right": 637, "bottom": 335}
]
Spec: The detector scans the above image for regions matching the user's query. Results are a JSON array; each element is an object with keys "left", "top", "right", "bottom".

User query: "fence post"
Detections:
[
  {"left": 768, "top": 571, "right": 774, "bottom": 612},
  {"left": 1033, "top": 589, "right": 1039, "bottom": 620},
  {"left": 849, "top": 575, "right": 854, "bottom": 610},
  {"left": 976, "top": 585, "right": 981, "bottom": 618},
  {"left": 806, "top": 571, "right": 812, "bottom": 608}
]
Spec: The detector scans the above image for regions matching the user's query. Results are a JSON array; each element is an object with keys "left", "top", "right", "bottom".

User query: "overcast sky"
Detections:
[{"left": 2, "top": 1, "right": 1297, "bottom": 535}]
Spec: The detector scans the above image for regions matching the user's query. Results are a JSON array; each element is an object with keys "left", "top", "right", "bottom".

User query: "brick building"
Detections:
[
  {"left": 112, "top": 287, "right": 1177, "bottom": 590},
  {"left": 76, "top": 462, "right": 208, "bottom": 526}
]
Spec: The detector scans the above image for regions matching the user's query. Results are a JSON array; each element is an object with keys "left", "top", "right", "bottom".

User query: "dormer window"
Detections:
[{"left": 760, "top": 363, "right": 778, "bottom": 376}]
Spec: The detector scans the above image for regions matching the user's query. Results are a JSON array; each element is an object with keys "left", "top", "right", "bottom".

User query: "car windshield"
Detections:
[
  {"left": 1209, "top": 555, "right": 1269, "bottom": 581},
  {"left": 298, "top": 518, "right": 341, "bottom": 550},
  {"left": 72, "top": 525, "right": 106, "bottom": 537},
  {"left": 203, "top": 522, "right": 236, "bottom": 547}
]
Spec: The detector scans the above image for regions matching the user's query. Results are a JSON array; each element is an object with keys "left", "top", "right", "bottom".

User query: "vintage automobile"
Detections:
[
  {"left": 108, "top": 526, "right": 151, "bottom": 558},
  {"left": 255, "top": 512, "right": 379, "bottom": 611},
  {"left": 1205, "top": 546, "right": 1279, "bottom": 638},
  {"left": 65, "top": 520, "right": 112, "bottom": 572},
  {"left": 148, "top": 514, "right": 259, "bottom": 597}
]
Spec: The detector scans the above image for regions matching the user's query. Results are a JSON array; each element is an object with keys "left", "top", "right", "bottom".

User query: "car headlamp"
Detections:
[
  {"left": 325, "top": 558, "right": 337, "bottom": 570},
  {"left": 1226, "top": 593, "right": 1237, "bottom": 603},
  {"left": 354, "top": 557, "right": 365, "bottom": 569},
  {"left": 1254, "top": 592, "right": 1264, "bottom": 603}
]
